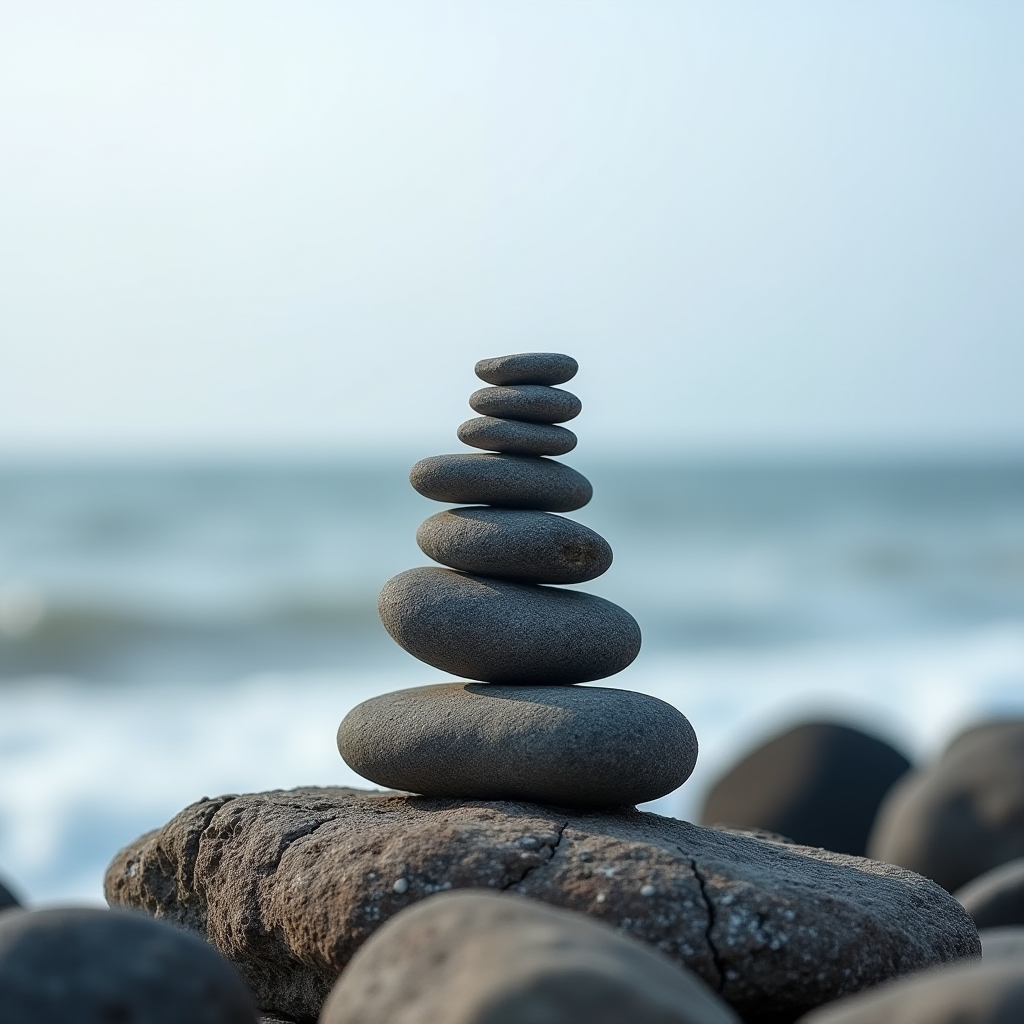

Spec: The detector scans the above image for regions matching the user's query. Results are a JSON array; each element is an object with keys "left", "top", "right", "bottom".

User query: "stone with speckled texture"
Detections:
[
  {"left": 469, "top": 385, "right": 581, "bottom": 424},
  {"left": 457, "top": 416, "right": 577, "bottom": 456},
  {"left": 475, "top": 352, "right": 578, "bottom": 386}
]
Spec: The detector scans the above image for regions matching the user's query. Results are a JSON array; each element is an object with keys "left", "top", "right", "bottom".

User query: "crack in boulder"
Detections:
[
  {"left": 689, "top": 854, "right": 726, "bottom": 993},
  {"left": 501, "top": 821, "right": 567, "bottom": 891}
]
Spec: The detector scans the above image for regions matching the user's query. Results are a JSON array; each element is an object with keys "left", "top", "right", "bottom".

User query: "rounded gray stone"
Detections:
[
  {"left": 338, "top": 682, "right": 697, "bottom": 807},
  {"left": 475, "top": 352, "right": 578, "bottom": 386},
  {"left": 0, "top": 906, "right": 258, "bottom": 1024},
  {"left": 956, "top": 858, "right": 1024, "bottom": 929},
  {"left": 378, "top": 567, "right": 641, "bottom": 684},
  {"left": 457, "top": 416, "right": 577, "bottom": 456},
  {"left": 469, "top": 385, "right": 581, "bottom": 423},
  {"left": 416, "top": 507, "right": 612, "bottom": 584},
  {"left": 410, "top": 454, "right": 592, "bottom": 512},
  {"left": 320, "top": 890, "right": 739, "bottom": 1024}
]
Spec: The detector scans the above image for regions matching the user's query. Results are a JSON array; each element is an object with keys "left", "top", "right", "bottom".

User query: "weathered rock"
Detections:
[
  {"left": 320, "top": 890, "right": 740, "bottom": 1024},
  {"left": 338, "top": 683, "right": 697, "bottom": 807},
  {"left": 799, "top": 958, "right": 1020, "bottom": 1023},
  {"left": 701, "top": 722, "right": 911, "bottom": 857},
  {"left": 469, "top": 385, "right": 581, "bottom": 423},
  {"left": 378, "top": 567, "right": 641, "bottom": 684},
  {"left": 979, "top": 926, "right": 1024, "bottom": 959},
  {"left": 868, "top": 719, "right": 1024, "bottom": 892},
  {"left": 0, "top": 905, "right": 257, "bottom": 1024},
  {"left": 956, "top": 858, "right": 1024, "bottom": 929},
  {"left": 106, "top": 788, "right": 980, "bottom": 1024},
  {"left": 416, "top": 507, "right": 612, "bottom": 584},
  {"left": 0, "top": 877, "right": 18, "bottom": 911},
  {"left": 475, "top": 352, "right": 579, "bottom": 386},
  {"left": 457, "top": 415, "right": 578, "bottom": 456},
  {"left": 410, "top": 453, "right": 592, "bottom": 512}
]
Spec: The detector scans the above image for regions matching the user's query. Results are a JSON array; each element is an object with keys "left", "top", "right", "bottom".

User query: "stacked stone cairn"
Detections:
[{"left": 339, "top": 352, "right": 699, "bottom": 808}]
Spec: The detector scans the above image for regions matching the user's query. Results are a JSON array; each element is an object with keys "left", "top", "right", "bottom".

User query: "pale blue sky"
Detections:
[{"left": 1, "top": 1, "right": 1021, "bottom": 455}]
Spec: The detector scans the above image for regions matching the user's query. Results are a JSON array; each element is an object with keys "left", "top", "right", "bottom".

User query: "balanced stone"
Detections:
[
  {"left": 457, "top": 415, "right": 577, "bottom": 456},
  {"left": 338, "top": 682, "right": 696, "bottom": 807},
  {"left": 469, "top": 385, "right": 581, "bottom": 423},
  {"left": 416, "top": 508, "right": 612, "bottom": 584},
  {"left": 955, "top": 857, "right": 1024, "bottom": 929},
  {"left": 475, "top": 351, "right": 578, "bottom": 386},
  {"left": 410, "top": 453, "right": 592, "bottom": 512},
  {"left": 378, "top": 567, "right": 641, "bottom": 683}
]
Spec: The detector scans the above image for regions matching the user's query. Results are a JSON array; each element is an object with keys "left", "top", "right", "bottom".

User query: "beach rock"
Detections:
[
  {"left": 475, "top": 352, "right": 579, "bottom": 386},
  {"left": 378, "top": 567, "right": 641, "bottom": 684},
  {"left": 868, "top": 719, "right": 1024, "bottom": 892},
  {"left": 979, "top": 927, "right": 1024, "bottom": 959},
  {"left": 320, "top": 890, "right": 740, "bottom": 1024},
  {"left": 410, "top": 453, "right": 592, "bottom": 511},
  {"left": 956, "top": 858, "right": 1024, "bottom": 929},
  {"left": 469, "top": 385, "right": 581, "bottom": 423},
  {"left": 701, "top": 722, "right": 911, "bottom": 857},
  {"left": 0, "top": 905, "right": 257, "bottom": 1024},
  {"left": 457, "top": 415, "right": 577, "bottom": 456},
  {"left": 338, "top": 683, "right": 697, "bottom": 807},
  {"left": 416, "top": 507, "right": 612, "bottom": 583},
  {"left": 106, "top": 787, "right": 979, "bottom": 1024},
  {"left": 0, "top": 878, "right": 18, "bottom": 911},
  {"left": 798, "top": 958, "right": 1021, "bottom": 1023}
]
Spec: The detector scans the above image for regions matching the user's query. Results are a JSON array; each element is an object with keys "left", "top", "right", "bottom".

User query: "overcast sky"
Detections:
[{"left": 1, "top": 1, "right": 1021, "bottom": 457}]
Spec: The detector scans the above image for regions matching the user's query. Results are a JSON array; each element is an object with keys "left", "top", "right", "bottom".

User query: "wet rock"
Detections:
[
  {"left": 410, "top": 453, "right": 592, "bottom": 512},
  {"left": 469, "top": 385, "right": 581, "bottom": 423},
  {"left": 338, "top": 682, "right": 697, "bottom": 807},
  {"left": 475, "top": 352, "right": 578, "bottom": 386},
  {"left": 416, "top": 507, "right": 612, "bottom": 584},
  {"left": 106, "top": 787, "right": 979, "bottom": 1024},
  {"left": 0, "top": 905, "right": 257, "bottom": 1024},
  {"left": 378, "top": 567, "right": 641, "bottom": 684},
  {"left": 457, "top": 415, "right": 577, "bottom": 456},
  {"left": 956, "top": 858, "right": 1024, "bottom": 929},
  {"left": 320, "top": 890, "right": 740, "bottom": 1024},
  {"left": 701, "top": 722, "right": 911, "bottom": 856}
]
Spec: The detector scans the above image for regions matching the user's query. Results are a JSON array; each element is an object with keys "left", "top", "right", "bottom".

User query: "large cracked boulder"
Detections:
[{"left": 105, "top": 788, "right": 979, "bottom": 1024}]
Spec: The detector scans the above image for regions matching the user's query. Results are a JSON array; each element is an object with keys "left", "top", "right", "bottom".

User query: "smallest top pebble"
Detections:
[{"left": 475, "top": 352, "right": 578, "bottom": 387}]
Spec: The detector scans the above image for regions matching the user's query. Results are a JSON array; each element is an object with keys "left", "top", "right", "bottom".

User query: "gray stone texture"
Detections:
[
  {"left": 416, "top": 507, "right": 612, "bottom": 584},
  {"left": 457, "top": 415, "right": 578, "bottom": 456},
  {"left": 320, "top": 890, "right": 740, "bottom": 1024},
  {"left": 475, "top": 351, "right": 579, "bottom": 386},
  {"left": 410, "top": 453, "right": 592, "bottom": 512},
  {"left": 378, "top": 567, "right": 641, "bottom": 684},
  {"left": 338, "top": 683, "right": 697, "bottom": 807},
  {"left": 868, "top": 719, "right": 1024, "bottom": 892},
  {"left": 469, "top": 385, "right": 582, "bottom": 423},
  {"left": 0, "top": 905, "right": 258, "bottom": 1024},
  {"left": 956, "top": 858, "right": 1024, "bottom": 929},
  {"left": 105, "top": 788, "right": 980, "bottom": 1024}
]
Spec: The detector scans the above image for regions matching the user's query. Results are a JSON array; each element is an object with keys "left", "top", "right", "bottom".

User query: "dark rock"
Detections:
[
  {"left": 378, "top": 567, "right": 641, "bottom": 684},
  {"left": 320, "top": 890, "right": 740, "bottom": 1024},
  {"left": 798, "top": 958, "right": 1020, "bottom": 1023},
  {"left": 0, "top": 905, "right": 257, "bottom": 1024},
  {"left": 701, "top": 722, "right": 911, "bottom": 857},
  {"left": 868, "top": 719, "right": 1024, "bottom": 892},
  {"left": 416, "top": 507, "right": 612, "bottom": 584},
  {"left": 338, "top": 682, "right": 697, "bottom": 807},
  {"left": 469, "top": 385, "right": 581, "bottom": 424},
  {"left": 410, "top": 453, "right": 592, "bottom": 512},
  {"left": 475, "top": 352, "right": 578, "bottom": 386},
  {"left": 105, "top": 788, "right": 979, "bottom": 1024},
  {"left": 457, "top": 415, "right": 577, "bottom": 456},
  {"left": 979, "top": 926, "right": 1024, "bottom": 959},
  {"left": 956, "top": 858, "right": 1024, "bottom": 929},
  {"left": 0, "top": 878, "right": 19, "bottom": 911}
]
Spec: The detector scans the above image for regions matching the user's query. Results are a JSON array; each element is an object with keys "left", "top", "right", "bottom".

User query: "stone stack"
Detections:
[{"left": 338, "top": 352, "right": 698, "bottom": 808}]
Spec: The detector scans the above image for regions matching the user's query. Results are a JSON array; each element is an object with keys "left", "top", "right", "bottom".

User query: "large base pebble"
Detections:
[
  {"left": 338, "top": 682, "right": 697, "bottom": 807},
  {"left": 106, "top": 788, "right": 980, "bottom": 1024},
  {"left": 457, "top": 415, "right": 577, "bottom": 455},
  {"left": 378, "top": 567, "right": 641, "bottom": 683},
  {"left": 475, "top": 352, "right": 578, "bottom": 386},
  {"left": 321, "top": 890, "right": 739, "bottom": 1024},
  {"left": 469, "top": 384, "right": 581, "bottom": 423}
]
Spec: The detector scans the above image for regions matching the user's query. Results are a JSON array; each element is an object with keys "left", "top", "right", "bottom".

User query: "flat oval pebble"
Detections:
[
  {"left": 378, "top": 567, "right": 641, "bottom": 683},
  {"left": 475, "top": 351, "right": 578, "bottom": 386},
  {"left": 410, "top": 454, "right": 592, "bottom": 512},
  {"left": 469, "top": 385, "right": 581, "bottom": 423},
  {"left": 416, "top": 507, "right": 612, "bottom": 583},
  {"left": 338, "top": 682, "right": 697, "bottom": 807},
  {"left": 457, "top": 416, "right": 577, "bottom": 456}
]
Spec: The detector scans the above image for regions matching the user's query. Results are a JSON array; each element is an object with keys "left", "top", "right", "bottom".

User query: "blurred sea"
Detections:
[{"left": 2, "top": 458, "right": 1023, "bottom": 902}]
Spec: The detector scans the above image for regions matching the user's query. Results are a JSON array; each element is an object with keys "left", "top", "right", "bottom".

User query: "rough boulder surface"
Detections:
[
  {"left": 105, "top": 788, "right": 980, "bottom": 1024},
  {"left": 320, "top": 889, "right": 741, "bottom": 1024}
]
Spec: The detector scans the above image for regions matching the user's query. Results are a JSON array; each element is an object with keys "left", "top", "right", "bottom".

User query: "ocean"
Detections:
[{"left": 1, "top": 458, "right": 1023, "bottom": 903}]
